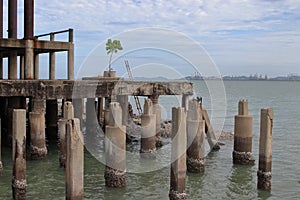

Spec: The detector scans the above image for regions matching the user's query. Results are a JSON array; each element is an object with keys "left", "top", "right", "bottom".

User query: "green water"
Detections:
[{"left": 1, "top": 81, "right": 300, "bottom": 199}]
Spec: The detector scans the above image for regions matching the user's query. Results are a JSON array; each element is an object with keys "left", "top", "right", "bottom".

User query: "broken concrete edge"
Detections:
[
  {"left": 186, "top": 157, "right": 205, "bottom": 173},
  {"left": 257, "top": 170, "right": 272, "bottom": 191},
  {"left": 169, "top": 189, "right": 186, "bottom": 200},
  {"left": 30, "top": 144, "right": 47, "bottom": 160},
  {"left": 104, "top": 166, "right": 126, "bottom": 188},
  {"left": 232, "top": 150, "right": 255, "bottom": 165}
]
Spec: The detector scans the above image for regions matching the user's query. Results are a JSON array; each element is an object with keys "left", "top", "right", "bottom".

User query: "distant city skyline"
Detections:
[{"left": 1, "top": 0, "right": 299, "bottom": 79}]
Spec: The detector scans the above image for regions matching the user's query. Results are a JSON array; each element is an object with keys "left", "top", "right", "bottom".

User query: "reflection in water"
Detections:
[{"left": 226, "top": 165, "right": 256, "bottom": 199}]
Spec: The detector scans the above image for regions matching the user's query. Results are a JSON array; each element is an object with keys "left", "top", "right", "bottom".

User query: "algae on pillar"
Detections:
[
  {"left": 169, "top": 107, "right": 187, "bottom": 200},
  {"left": 140, "top": 98, "right": 156, "bottom": 159},
  {"left": 186, "top": 99, "right": 205, "bottom": 173},
  {"left": 257, "top": 108, "right": 273, "bottom": 191},
  {"left": 233, "top": 100, "right": 255, "bottom": 165},
  {"left": 105, "top": 102, "right": 126, "bottom": 187},
  {"left": 12, "top": 109, "right": 27, "bottom": 200}
]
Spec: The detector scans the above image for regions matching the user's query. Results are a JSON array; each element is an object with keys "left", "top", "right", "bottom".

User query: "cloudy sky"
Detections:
[{"left": 3, "top": 0, "right": 300, "bottom": 78}]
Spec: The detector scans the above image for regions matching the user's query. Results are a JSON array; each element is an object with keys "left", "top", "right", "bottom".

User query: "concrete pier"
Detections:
[
  {"left": 186, "top": 100, "right": 205, "bottom": 173},
  {"left": 29, "top": 112, "right": 47, "bottom": 160},
  {"left": 12, "top": 109, "right": 27, "bottom": 200},
  {"left": 169, "top": 107, "right": 187, "bottom": 200},
  {"left": 105, "top": 102, "right": 126, "bottom": 187},
  {"left": 233, "top": 100, "right": 255, "bottom": 165},
  {"left": 150, "top": 95, "right": 162, "bottom": 147},
  {"left": 140, "top": 99, "right": 156, "bottom": 159},
  {"left": 66, "top": 118, "right": 84, "bottom": 200},
  {"left": 257, "top": 108, "right": 273, "bottom": 191}
]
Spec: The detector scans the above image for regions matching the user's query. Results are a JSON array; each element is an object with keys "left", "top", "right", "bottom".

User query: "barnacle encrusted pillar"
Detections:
[
  {"left": 257, "top": 108, "right": 273, "bottom": 191},
  {"left": 233, "top": 100, "right": 255, "bottom": 165},
  {"left": 12, "top": 109, "right": 27, "bottom": 200},
  {"left": 104, "top": 102, "right": 126, "bottom": 187},
  {"left": 169, "top": 107, "right": 187, "bottom": 200},
  {"left": 186, "top": 99, "right": 205, "bottom": 173},
  {"left": 140, "top": 98, "right": 156, "bottom": 159},
  {"left": 29, "top": 112, "right": 47, "bottom": 160},
  {"left": 30, "top": 99, "right": 47, "bottom": 160}
]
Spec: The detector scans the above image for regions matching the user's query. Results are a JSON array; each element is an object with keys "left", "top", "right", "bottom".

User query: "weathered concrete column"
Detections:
[
  {"left": 97, "top": 97, "right": 103, "bottom": 123},
  {"left": 25, "top": 39, "right": 34, "bottom": 79},
  {"left": 66, "top": 118, "right": 84, "bottom": 200},
  {"left": 186, "top": 99, "right": 205, "bottom": 173},
  {"left": 117, "top": 95, "right": 128, "bottom": 126},
  {"left": 49, "top": 33, "right": 56, "bottom": 80},
  {"left": 104, "top": 97, "right": 111, "bottom": 128},
  {"left": 105, "top": 102, "right": 126, "bottom": 187},
  {"left": 181, "top": 94, "right": 189, "bottom": 111},
  {"left": 29, "top": 112, "right": 47, "bottom": 160},
  {"left": 58, "top": 101, "right": 74, "bottom": 168},
  {"left": 169, "top": 107, "right": 187, "bottom": 200},
  {"left": 46, "top": 100, "right": 58, "bottom": 141},
  {"left": 34, "top": 53, "right": 39, "bottom": 79},
  {"left": 20, "top": 56, "right": 24, "bottom": 80},
  {"left": 24, "top": 0, "right": 34, "bottom": 40},
  {"left": 140, "top": 99, "right": 156, "bottom": 159},
  {"left": 86, "top": 98, "right": 98, "bottom": 134},
  {"left": 73, "top": 98, "right": 83, "bottom": 129},
  {"left": 150, "top": 95, "right": 162, "bottom": 147},
  {"left": 67, "top": 34, "right": 74, "bottom": 80},
  {"left": 233, "top": 100, "right": 255, "bottom": 165},
  {"left": 257, "top": 108, "right": 273, "bottom": 191},
  {"left": 8, "top": 0, "right": 18, "bottom": 80},
  {"left": 12, "top": 109, "right": 27, "bottom": 200}
]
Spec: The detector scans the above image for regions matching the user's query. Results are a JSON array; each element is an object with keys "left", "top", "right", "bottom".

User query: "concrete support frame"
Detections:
[
  {"left": 233, "top": 100, "right": 255, "bottom": 165},
  {"left": 68, "top": 29, "right": 74, "bottom": 80},
  {"left": 49, "top": 34, "right": 55, "bottom": 80},
  {"left": 25, "top": 40, "right": 34, "bottom": 79},
  {"left": 105, "top": 102, "right": 126, "bottom": 187},
  {"left": 12, "top": 109, "right": 27, "bottom": 200},
  {"left": 257, "top": 108, "right": 273, "bottom": 191},
  {"left": 169, "top": 107, "right": 187, "bottom": 200},
  {"left": 8, "top": 0, "right": 18, "bottom": 80}
]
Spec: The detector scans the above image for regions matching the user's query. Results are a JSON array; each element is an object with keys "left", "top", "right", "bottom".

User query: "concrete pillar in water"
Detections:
[
  {"left": 66, "top": 118, "right": 84, "bottom": 200},
  {"left": 29, "top": 112, "right": 47, "bottom": 160},
  {"left": 12, "top": 109, "right": 26, "bottom": 200},
  {"left": 186, "top": 99, "right": 205, "bottom": 173},
  {"left": 46, "top": 100, "right": 58, "bottom": 141},
  {"left": 30, "top": 99, "right": 47, "bottom": 160},
  {"left": 58, "top": 102, "right": 74, "bottom": 167},
  {"left": 181, "top": 94, "right": 189, "bottom": 111},
  {"left": 105, "top": 102, "right": 126, "bottom": 187},
  {"left": 233, "top": 100, "right": 255, "bottom": 165},
  {"left": 140, "top": 98, "right": 156, "bottom": 159},
  {"left": 257, "top": 108, "right": 273, "bottom": 191},
  {"left": 104, "top": 97, "right": 111, "bottom": 128},
  {"left": 150, "top": 95, "right": 162, "bottom": 147},
  {"left": 86, "top": 98, "right": 98, "bottom": 133},
  {"left": 169, "top": 107, "right": 187, "bottom": 200}
]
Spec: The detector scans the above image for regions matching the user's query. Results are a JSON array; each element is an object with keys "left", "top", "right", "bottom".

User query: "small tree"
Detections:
[{"left": 106, "top": 39, "right": 123, "bottom": 71}]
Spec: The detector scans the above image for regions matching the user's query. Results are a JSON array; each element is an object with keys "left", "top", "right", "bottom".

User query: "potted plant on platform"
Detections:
[{"left": 104, "top": 39, "right": 123, "bottom": 77}]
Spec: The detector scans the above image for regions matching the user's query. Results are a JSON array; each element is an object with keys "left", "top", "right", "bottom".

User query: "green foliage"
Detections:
[{"left": 106, "top": 39, "right": 123, "bottom": 71}]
